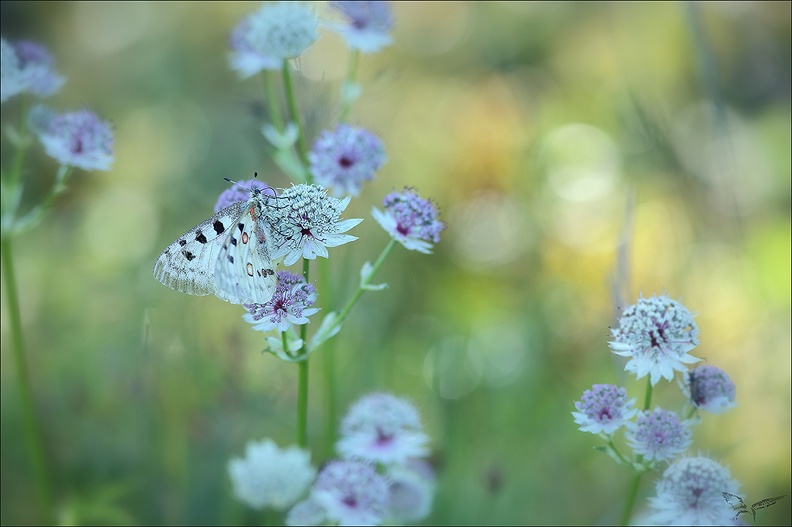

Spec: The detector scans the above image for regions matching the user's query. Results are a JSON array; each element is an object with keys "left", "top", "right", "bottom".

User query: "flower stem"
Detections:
[
  {"left": 334, "top": 238, "right": 397, "bottom": 329},
  {"left": 620, "top": 377, "right": 654, "bottom": 525},
  {"left": 281, "top": 61, "right": 311, "bottom": 179},
  {"left": 339, "top": 50, "right": 360, "bottom": 122},
  {"left": 1, "top": 235, "right": 54, "bottom": 523},
  {"left": 318, "top": 258, "right": 338, "bottom": 458},
  {"left": 296, "top": 257, "right": 311, "bottom": 448},
  {"left": 262, "top": 70, "right": 286, "bottom": 133}
]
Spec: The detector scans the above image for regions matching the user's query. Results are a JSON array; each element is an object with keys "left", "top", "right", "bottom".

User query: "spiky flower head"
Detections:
[
  {"left": 267, "top": 184, "right": 363, "bottom": 266},
  {"left": 329, "top": 1, "right": 394, "bottom": 53},
  {"left": 372, "top": 187, "right": 446, "bottom": 254},
  {"left": 309, "top": 124, "right": 386, "bottom": 197},
  {"left": 626, "top": 408, "right": 691, "bottom": 462},
  {"left": 684, "top": 365, "right": 737, "bottom": 414},
  {"left": 309, "top": 460, "right": 390, "bottom": 526},
  {"left": 572, "top": 384, "right": 637, "bottom": 435},
  {"left": 609, "top": 293, "right": 701, "bottom": 385},
  {"left": 648, "top": 456, "right": 740, "bottom": 526},
  {"left": 31, "top": 106, "right": 114, "bottom": 171},
  {"left": 243, "top": 271, "right": 319, "bottom": 333}
]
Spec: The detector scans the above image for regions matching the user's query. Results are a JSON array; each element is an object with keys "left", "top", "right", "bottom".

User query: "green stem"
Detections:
[
  {"left": 296, "top": 257, "right": 311, "bottom": 448},
  {"left": 642, "top": 377, "right": 653, "bottom": 411},
  {"left": 1, "top": 236, "right": 54, "bottom": 523},
  {"left": 281, "top": 61, "right": 311, "bottom": 179},
  {"left": 318, "top": 258, "right": 337, "bottom": 458},
  {"left": 262, "top": 70, "right": 285, "bottom": 133},
  {"left": 333, "top": 238, "right": 397, "bottom": 330},
  {"left": 620, "top": 472, "right": 643, "bottom": 526},
  {"left": 339, "top": 50, "right": 360, "bottom": 122}
]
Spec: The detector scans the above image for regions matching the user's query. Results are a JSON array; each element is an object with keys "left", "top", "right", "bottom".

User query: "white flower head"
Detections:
[
  {"left": 572, "top": 384, "right": 638, "bottom": 435},
  {"left": 229, "top": 2, "right": 318, "bottom": 78},
  {"left": 372, "top": 187, "right": 446, "bottom": 254},
  {"left": 227, "top": 438, "right": 316, "bottom": 510},
  {"left": 308, "top": 124, "right": 386, "bottom": 198},
  {"left": 267, "top": 184, "right": 362, "bottom": 266},
  {"left": 648, "top": 456, "right": 740, "bottom": 526},
  {"left": 310, "top": 460, "right": 389, "bottom": 526},
  {"left": 609, "top": 293, "right": 701, "bottom": 385},
  {"left": 385, "top": 459, "right": 436, "bottom": 524},
  {"left": 626, "top": 408, "right": 692, "bottom": 462},
  {"left": 336, "top": 392, "right": 429, "bottom": 465}
]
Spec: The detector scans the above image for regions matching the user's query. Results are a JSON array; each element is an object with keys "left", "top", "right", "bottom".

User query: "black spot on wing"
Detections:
[
  {"left": 195, "top": 230, "right": 208, "bottom": 244},
  {"left": 178, "top": 239, "right": 187, "bottom": 247},
  {"left": 228, "top": 255, "right": 234, "bottom": 264},
  {"left": 237, "top": 223, "right": 245, "bottom": 233},
  {"left": 213, "top": 220, "right": 225, "bottom": 235},
  {"left": 231, "top": 237, "right": 237, "bottom": 246},
  {"left": 182, "top": 250, "right": 196, "bottom": 261}
]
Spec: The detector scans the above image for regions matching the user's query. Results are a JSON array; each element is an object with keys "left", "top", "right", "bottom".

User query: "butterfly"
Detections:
[{"left": 152, "top": 183, "right": 279, "bottom": 305}]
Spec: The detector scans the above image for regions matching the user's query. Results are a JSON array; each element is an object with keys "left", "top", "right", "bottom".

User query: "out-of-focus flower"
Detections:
[
  {"left": 227, "top": 438, "right": 316, "bottom": 510},
  {"left": 609, "top": 294, "right": 700, "bottom": 386},
  {"left": 32, "top": 106, "right": 114, "bottom": 171},
  {"left": 372, "top": 188, "right": 445, "bottom": 254},
  {"left": 648, "top": 456, "right": 740, "bottom": 525},
  {"left": 385, "top": 459, "right": 435, "bottom": 523},
  {"left": 626, "top": 408, "right": 691, "bottom": 462},
  {"left": 309, "top": 124, "right": 386, "bottom": 197},
  {"left": 572, "top": 384, "right": 637, "bottom": 435},
  {"left": 684, "top": 365, "right": 737, "bottom": 414},
  {"left": 336, "top": 392, "right": 429, "bottom": 465},
  {"left": 1, "top": 38, "right": 64, "bottom": 103},
  {"left": 228, "top": 2, "right": 318, "bottom": 78},
  {"left": 308, "top": 460, "right": 389, "bottom": 526},
  {"left": 329, "top": 1, "right": 393, "bottom": 53},
  {"left": 214, "top": 177, "right": 271, "bottom": 212}
]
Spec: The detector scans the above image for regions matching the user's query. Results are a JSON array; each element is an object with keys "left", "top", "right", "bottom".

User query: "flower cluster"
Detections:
[
  {"left": 574, "top": 292, "right": 740, "bottom": 524},
  {"left": 287, "top": 393, "right": 435, "bottom": 525}
]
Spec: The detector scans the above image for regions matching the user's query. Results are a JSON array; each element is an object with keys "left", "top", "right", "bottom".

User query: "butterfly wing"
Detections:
[
  {"left": 153, "top": 201, "right": 247, "bottom": 297},
  {"left": 213, "top": 196, "right": 278, "bottom": 305}
]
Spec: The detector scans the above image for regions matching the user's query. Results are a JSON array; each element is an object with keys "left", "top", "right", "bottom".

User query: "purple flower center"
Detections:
[
  {"left": 338, "top": 155, "right": 354, "bottom": 168},
  {"left": 376, "top": 426, "right": 394, "bottom": 445}
]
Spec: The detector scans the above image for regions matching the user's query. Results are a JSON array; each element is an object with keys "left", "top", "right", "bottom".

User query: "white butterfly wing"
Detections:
[
  {"left": 152, "top": 202, "right": 247, "bottom": 297},
  {"left": 213, "top": 198, "right": 278, "bottom": 305}
]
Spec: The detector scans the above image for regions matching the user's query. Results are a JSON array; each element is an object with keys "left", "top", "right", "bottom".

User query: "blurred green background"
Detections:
[{"left": 1, "top": 1, "right": 790, "bottom": 525}]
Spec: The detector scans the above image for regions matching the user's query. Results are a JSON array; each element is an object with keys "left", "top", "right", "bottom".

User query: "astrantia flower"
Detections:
[
  {"left": 336, "top": 392, "right": 429, "bottom": 465},
  {"left": 310, "top": 460, "right": 389, "bottom": 526},
  {"left": 626, "top": 408, "right": 691, "bottom": 462},
  {"left": 243, "top": 271, "right": 319, "bottom": 333},
  {"left": 684, "top": 365, "right": 737, "bottom": 414},
  {"left": 329, "top": 1, "right": 394, "bottom": 53},
  {"left": 385, "top": 459, "right": 436, "bottom": 524},
  {"left": 609, "top": 294, "right": 701, "bottom": 386},
  {"left": 214, "top": 177, "right": 271, "bottom": 212},
  {"left": 572, "top": 384, "right": 637, "bottom": 435},
  {"left": 267, "top": 184, "right": 362, "bottom": 266},
  {"left": 1, "top": 38, "right": 64, "bottom": 103},
  {"left": 648, "top": 456, "right": 740, "bottom": 526},
  {"left": 34, "top": 107, "right": 114, "bottom": 171},
  {"left": 228, "top": 2, "right": 318, "bottom": 78},
  {"left": 308, "top": 124, "right": 386, "bottom": 197},
  {"left": 372, "top": 188, "right": 446, "bottom": 254},
  {"left": 228, "top": 438, "right": 316, "bottom": 510}
]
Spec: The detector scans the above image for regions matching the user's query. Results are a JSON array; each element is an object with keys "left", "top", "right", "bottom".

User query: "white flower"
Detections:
[
  {"left": 228, "top": 2, "right": 318, "bottom": 78},
  {"left": 683, "top": 365, "right": 737, "bottom": 414},
  {"left": 33, "top": 107, "right": 114, "bottom": 171},
  {"left": 267, "top": 184, "right": 362, "bottom": 266},
  {"left": 1, "top": 38, "right": 64, "bottom": 103},
  {"left": 228, "top": 438, "right": 316, "bottom": 510},
  {"left": 372, "top": 188, "right": 445, "bottom": 254},
  {"left": 336, "top": 392, "right": 429, "bottom": 465},
  {"left": 609, "top": 293, "right": 701, "bottom": 385},
  {"left": 648, "top": 456, "right": 740, "bottom": 525},
  {"left": 572, "top": 384, "right": 637, "bottom": 435},
  {"left": 328, "top": 1, "right": 394, "bottom": 53},
  {"left": 626, "top": 408, "right": 691, "bottom": 462}
]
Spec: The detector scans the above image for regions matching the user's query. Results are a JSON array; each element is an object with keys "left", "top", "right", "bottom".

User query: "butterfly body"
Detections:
[{"left": 153, "top": 188, "right": 278, "bottom": 305}]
